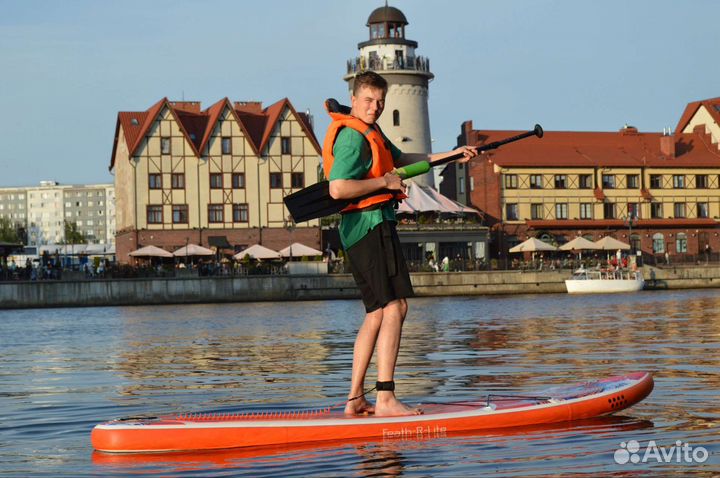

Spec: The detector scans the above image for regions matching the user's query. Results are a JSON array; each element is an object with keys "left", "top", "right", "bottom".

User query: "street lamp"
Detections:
[
  {"left": 624, "top": 214, "right": 638, "bottom": 253},
  {"left": 283, "top": 215, "right": 295, "bottom": 262}
]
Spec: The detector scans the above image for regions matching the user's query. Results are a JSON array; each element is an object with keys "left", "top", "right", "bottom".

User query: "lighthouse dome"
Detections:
[{"left": 367, "top": 5, "right": 408, "bottom": 26}]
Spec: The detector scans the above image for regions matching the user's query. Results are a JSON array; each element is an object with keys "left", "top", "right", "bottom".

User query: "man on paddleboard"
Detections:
[{"left": 324, "top": 71, "right": 477, "bottom": 416}]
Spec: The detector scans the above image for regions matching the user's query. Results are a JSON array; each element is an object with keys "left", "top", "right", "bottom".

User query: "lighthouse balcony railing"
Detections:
[{"left": 346, "top": 56, "right": 431, "bottom": 74}]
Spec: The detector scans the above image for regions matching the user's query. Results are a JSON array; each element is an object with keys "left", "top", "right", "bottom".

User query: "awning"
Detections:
[
  {"left": 396, "top": 183, "right": 480, "bottom": 215},
  {"left": 208, "top": 236, "right": 232, "bottom": 249}
]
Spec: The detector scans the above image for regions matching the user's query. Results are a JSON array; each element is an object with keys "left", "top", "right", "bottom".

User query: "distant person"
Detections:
[{"left": 325, "top": 71, "right": 477, "bottom": 416}]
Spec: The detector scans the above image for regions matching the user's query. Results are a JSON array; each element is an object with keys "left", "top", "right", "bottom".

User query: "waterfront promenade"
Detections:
[{"left": 1, "top": 264, "right": 719, "bottom": 309}]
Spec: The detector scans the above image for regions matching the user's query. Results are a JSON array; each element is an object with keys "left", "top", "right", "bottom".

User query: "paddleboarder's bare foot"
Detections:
[
  {"left": 345, "top": 398, "right": 375, "bottom": 416},
  {"left": 375, "top": 394, "right": 422, "bottom": 417}
]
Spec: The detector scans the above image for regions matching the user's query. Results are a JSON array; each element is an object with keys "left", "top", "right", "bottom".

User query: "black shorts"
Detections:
[{"left": 346, "top": 220, "right": 414, "bottom": 313}]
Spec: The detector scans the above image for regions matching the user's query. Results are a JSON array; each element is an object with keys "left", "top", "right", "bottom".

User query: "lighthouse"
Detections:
[{"left": 344, "top": 4, "right": 435, "bottom": 187}]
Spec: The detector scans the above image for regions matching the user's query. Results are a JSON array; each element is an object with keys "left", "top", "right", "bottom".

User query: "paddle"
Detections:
[{"left": 284, "top": 123, "right": 543, "bottom": 223}]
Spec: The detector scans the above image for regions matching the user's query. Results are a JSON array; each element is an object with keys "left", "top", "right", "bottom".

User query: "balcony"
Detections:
[{"left": 346, "top": 55, "right": 433, "bottom": 77}]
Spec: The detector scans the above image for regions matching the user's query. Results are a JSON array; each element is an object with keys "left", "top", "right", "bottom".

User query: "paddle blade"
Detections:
[{"left": 284, "top": 181, "right": 351, "bottom": 223}]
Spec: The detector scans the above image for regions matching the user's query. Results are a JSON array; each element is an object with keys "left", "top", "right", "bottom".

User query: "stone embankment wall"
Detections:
[{"left": 1, "top": 266, "right": 718, "bottom": 309}]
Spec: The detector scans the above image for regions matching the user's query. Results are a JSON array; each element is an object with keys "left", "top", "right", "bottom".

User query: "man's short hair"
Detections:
[{"left": 352, "top": 71, "right": 388, "bottom": 96}]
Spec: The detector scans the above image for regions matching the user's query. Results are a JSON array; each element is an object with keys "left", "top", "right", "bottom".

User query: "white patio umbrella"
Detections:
[
  {"left": 279, "top": 242, "right": 323, "bottom": 258},
  {"left": 509, "top": 237, "right": 557, "bottom": 253},
  {"left": 173, "top": 244, "right": 214, "bottom": 257},
  {"left": 593, "top": 236, "right": 630, "bottom": 251},
  {"left": 233, "top": 244, "right": 281, "bottom": 260},
  {"left": 128, "top": 245, "right": 173, "bottom": 258},
  {"left": 560, "top": 236, "right": 600, "bottom": 260}
]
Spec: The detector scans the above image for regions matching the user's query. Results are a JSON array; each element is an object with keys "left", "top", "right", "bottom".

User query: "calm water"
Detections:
[{"left": 1, "top": 289, "right": 719, "bottom": 477}]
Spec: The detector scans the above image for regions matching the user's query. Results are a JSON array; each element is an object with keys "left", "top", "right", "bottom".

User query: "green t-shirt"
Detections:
[{"left": 328, "top": 127, "right": 403, "bottom": 249}]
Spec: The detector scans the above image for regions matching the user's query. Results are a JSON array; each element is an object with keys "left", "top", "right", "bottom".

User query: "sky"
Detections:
[{"left": 0, "top": 0, "right": 718, "bottom": 187}]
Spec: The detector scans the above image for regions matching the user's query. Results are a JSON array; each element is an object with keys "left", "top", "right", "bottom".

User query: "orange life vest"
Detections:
[{"left": 322, "top": 103, "right": 405, "bottom": 213}]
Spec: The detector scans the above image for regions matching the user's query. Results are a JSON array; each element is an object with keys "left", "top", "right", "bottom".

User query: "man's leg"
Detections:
[
  {"left": 374, "top": 298, "right": 420, "bottom": 416},
  {"left": 345, "top": 307, "right": 383, "bottom": 415}
]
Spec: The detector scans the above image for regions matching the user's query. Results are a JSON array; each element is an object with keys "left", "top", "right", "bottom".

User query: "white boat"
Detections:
[{"left": 565, "top": 268, "right": 644, "bottom": 294}]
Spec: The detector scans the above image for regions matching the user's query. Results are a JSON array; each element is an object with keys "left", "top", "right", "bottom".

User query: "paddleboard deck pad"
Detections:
[{"left": 92, "top": 371, "right": 653, "bottom": 453}]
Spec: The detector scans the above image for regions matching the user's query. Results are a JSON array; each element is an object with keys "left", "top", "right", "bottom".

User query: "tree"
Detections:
[
  {"left": 63, "top": 221, "right": 87, "bottom": 245},
  {"left": 0, "top": 217, "right": 21, "bottom": 243}
]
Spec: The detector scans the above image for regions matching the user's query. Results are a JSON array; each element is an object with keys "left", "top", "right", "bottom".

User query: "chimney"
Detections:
[
  {"left": 660, "top": 135, "right": 675, "bottom": 158},
  {"left": 234, "top": 101, "right": 263, "bottom": 113},
  {"left": 169, "top": 101, "right": 202, "bottom": 112}
]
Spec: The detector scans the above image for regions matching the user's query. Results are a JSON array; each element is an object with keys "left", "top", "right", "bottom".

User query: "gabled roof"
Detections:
[
  {"left": 110, "top": 97, "right": 322, "bottom": 172},
  {"left": 675, "top": 97, "right": 720, "bottom": 134}
]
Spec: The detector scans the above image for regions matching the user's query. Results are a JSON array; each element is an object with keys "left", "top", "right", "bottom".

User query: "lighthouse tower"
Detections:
[{"left": 344, "top": 4, "right": 435, "bottom": 187}]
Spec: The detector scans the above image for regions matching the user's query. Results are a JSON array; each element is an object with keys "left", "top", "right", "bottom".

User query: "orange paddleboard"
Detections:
[{"left": 92, "top": 371, "right": 653, "bottom": 453}]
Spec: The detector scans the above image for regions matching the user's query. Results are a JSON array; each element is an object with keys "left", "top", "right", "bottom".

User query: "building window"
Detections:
[
  {"left": 529, "top": 175, "right": 543, "bottom": 189},
  {"left": 161, "top": 137, "right": 171, "bottom": 155},
  {"left": 578, "top": 174, "right": 593, "bottom": 189},
  {"left": 602, "top": 174, "right": 615, "bottom": 189},
  {"left": 291, "top": 172, "right": 304, "bottom": 189},
  {"left": 652, "top": 233, "right": 665, "bottom": 254},
  {"left": 554, "top": 175, "right": 567, "bottom": 189},
  {"left": 651, "top": 202, "right": 663, "bottom": 219},
  {"left": 172, "top": 205, "right": 188, "bottom": 224},
  {"left": 505, "top": 203, "right": 518, "bottom": 220},
  {"left": 148, "top": 173, "right": 162, "bottom": 189},
  {"left": 626, "top": 174, "right": 639, "bottom": 189},
  {"left": 503, "top": 174, "right": 518, "bottom": 189},
  {"left": 233, "top": 203, "right": 249, "bottom": 223},
  {"left": 650, "top": 175, "right": 662, "bottom": 189},
  {"left": 676, "top": 232, "right": 688, "bottom": 253},
  {"left": 232, "top": 173, "right": 245, "bottom": 189},
  {"left": 270, "top": 172, "right": 283, "bottom": 189},
  {"left": 603, "top": 202, "right": 616, "bottom": 219},
  {"left": 210, "top": 173, "right": 223, "bottom": 189},
  {"left": 459, "top": 178, "right": 465, "bottom": 194},
  {"left": 530, "top": 203, "right": 543, "bottom": 220},
  {"left": 696, "top": 174, "right": 708, "bottom": 188},
  {"left": 698, "top": 202, "right": 709, "bottom": 218},
  {"left": 171, "top": 173, "right": 185, "bottom": 189},
  {"left": 147, "top": 205, "right": 163, "bottom": 224},
  {"left": 393, "top": 110, "right": 400, "bottom": 126},
  {"left": 627, "top": 202, "right": 640, "bottom": 219},
  {"left": 673, "top": 202, "right": 686, "bottom": 218},
  {"left": 281, "top": 137, "right": 291, "bottom": 155},
  {"left": 555, "top": 203, "right": 568, "bottom": 219},
  {"left": 672, "top": 175, "right": 685, "bottom": 189},
  {"left": 208, "top": 204, "right": 224, "bottom": 223},
  {"left": 580, "top": 203, "right": 593, "bottom": 219},
  {"left": 221, "top": 137, "right": 232, "bottom": 155}
]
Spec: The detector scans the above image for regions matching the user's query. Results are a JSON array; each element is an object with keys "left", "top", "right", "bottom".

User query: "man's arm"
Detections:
[
  {"left": 329, "top": 173, "right": 406, "bottom": 200},
  {"left": 394, "top": 146, "right": 478, "bottom": 167}
]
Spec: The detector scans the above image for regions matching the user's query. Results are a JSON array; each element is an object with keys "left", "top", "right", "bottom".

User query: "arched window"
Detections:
[
  {"left": 393, "top": 109, "right": 400, "bottom": 126},
  {"left": 675, "top": 232, "right": 687, "bottom": 253},
  {"left": 652, "top": 233, "right": 665, "bottom": 254},
  {"left": 630, "top": 234, "right": 641, "bottom": 252}
]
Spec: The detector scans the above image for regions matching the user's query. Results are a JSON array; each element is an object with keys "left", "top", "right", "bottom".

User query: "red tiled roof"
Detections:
[
  {"left": 675, "top": 97, "right": 720, "bottom": 134},
  {"left": 110, "top": 97, "right": 321, "bottom": 171},
  {"left": 471, "top": 97, "right": 720, "bottom": 169}
]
